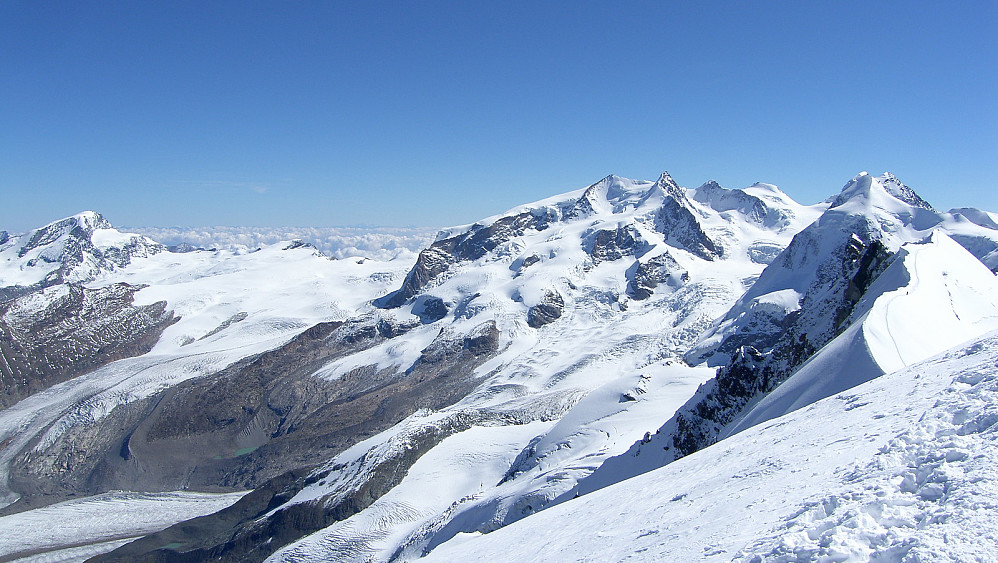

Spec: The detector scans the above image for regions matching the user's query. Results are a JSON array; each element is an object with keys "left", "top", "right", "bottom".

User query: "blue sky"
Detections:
[{"left": 2, "top": 1, "right": 995, "bottom": 231}]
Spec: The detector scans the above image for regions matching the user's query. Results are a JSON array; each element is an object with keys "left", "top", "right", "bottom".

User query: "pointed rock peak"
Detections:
[
  {"left": 699, "top": 180, "right": 723, "bottom": 190},
  {"left": 877, "top": 172, "right": 933, "bottom": 210},
  {"left": 830, "top": 172, "right": 933, "bottom": 211},
  {"left": 655, "top": 171, "right": 686, "bottom": 201}
]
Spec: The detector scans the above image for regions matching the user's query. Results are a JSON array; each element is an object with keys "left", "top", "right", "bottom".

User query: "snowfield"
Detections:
[{"left": 423, "top": 330, "right": 998, "bottom": 562}]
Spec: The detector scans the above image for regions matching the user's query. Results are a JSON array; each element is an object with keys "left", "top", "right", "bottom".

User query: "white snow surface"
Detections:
[
  {"left": 728, "top": 231, "right": 998, "bottom": 436},
  {"left": 5, "top": 172, "right": 997, "bottom": 561},
  {"left": 243, "top": 173, "right": 825, "bottom": 560},
  {"left": 423, "top": 330, "right": 998, "bottom": 562},
  {"left": 0, "top": 490, "right": 246, "bottom": 562}
]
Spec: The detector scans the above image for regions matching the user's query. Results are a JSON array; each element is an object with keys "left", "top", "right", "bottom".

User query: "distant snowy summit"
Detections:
[{"left": 0, "top": 211, "right": 164, "bottom": 300}]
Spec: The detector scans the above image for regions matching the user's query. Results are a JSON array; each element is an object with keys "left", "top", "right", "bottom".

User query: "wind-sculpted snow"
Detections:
[
  {"left": 423, "top": 331, "right": 998, "bottom": 562},
  {"left": 127, "top": 225, "right": 438, "bottom": 261}
]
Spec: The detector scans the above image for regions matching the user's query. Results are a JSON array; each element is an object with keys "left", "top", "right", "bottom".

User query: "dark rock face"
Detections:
[
  {"left": 378, "top": 211, "right": 552, "bottom": 309},
  {"left": 83, "top": 321, "right": 503, "bottom": 562},
  {"left": 588, "top": 225, "right": 647, "bottom": 265},
  {"left": 527, "top": 291, "right": 564, "bottom": 328},
  {"left": 652, "top": 173, "right": 719, "bottom": 261},
  {"left": 410, "top": 321, "right": 500, "bottom": 368},
  {"left": 666, "top": 235, "right": 894, "bottom": 459},
  {"left": 6, "top": 308, "right": 499, "bottom": 518},
  {"left": 0, "top": 283, "right": 177, "bottom": 408},
  {"left": 95, "top": 408, "right": 517, "bottom": 563},
  {"left": 626, "top": 251, "right": 687, "bottom": 300},
  {"left": 415, "top": 296, "right": 449, "bottom": 323}
]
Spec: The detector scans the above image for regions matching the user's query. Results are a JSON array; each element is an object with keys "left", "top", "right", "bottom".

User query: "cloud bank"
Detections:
[{"left": 128, "top": 226, "right": 439, "bottom": 261}]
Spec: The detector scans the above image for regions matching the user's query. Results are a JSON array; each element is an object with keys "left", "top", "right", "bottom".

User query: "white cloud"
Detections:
[{"left": 128, "top": 225, "right": 438, "bottom": 261}]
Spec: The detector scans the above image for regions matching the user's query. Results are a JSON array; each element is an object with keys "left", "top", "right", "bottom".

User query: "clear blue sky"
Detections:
[{"left": 2, "top": 1, "right": 996, "bottom": 231}]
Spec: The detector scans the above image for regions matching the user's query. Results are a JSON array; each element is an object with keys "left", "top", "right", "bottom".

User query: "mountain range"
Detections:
[{"left": 1, "top": 170, "right": 996, "bottom": 562}]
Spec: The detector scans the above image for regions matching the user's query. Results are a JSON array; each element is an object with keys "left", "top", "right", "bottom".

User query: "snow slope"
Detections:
[
  {"left": 728, "top": 231, "right": 998, "bottom": 435},
  {"left": 423, "top": 329, "right": 998, "bottom": 562},
  {"left": 9, "top": 171, "right": 998, "bottom": 562}
]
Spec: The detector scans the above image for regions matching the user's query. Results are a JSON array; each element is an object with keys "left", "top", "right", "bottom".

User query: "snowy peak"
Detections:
[
  {"left": 12, "top": 211, "right": 112, "bottom": 258},
  {"left": 565, "top": 174, "right": 660, "bottom": 218},
  {"left": 830, "top": 171, "right": 934, "bottom": 212},
  {"left": 0, "top": 210, "right": 165, "bottom": 298},
  {"left": 379, "top": 171, "right": 737, "bottom": 309},
  {"left": 654, "top": 171, "right": 686, "bottom": 202},
  {"left": 693, "top": 180, "right": 797, "bottom": 230}
]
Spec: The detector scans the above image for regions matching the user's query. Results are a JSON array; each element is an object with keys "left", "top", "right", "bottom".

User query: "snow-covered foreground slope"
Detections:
[
  {"left": 729, "top": 231, "right": 998, "bottom": 435},
  {"left": 0, "top": 490, "right": 246, "bottom": 562},
  {"left": 424, "top": 329, "right": 998, "bottom": 562}
]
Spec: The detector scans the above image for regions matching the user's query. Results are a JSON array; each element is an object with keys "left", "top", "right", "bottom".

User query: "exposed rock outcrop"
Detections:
[
  {"left": 0, "top": 282, "right": 176, "bottom": 408},
  {"left": 527, "top": 291, "right": 564, "bottom": 328},
  {"left": 651, "top": 173, "right": 719, "bottom": 260},
  {"left": 626, "top": 251, "right": 687, "bottom": 300}
]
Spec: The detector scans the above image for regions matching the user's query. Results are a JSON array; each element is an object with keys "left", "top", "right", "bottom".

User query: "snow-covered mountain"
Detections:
[
  {"left": 580, "top": 172, "right": 998, "bottom": 492},
  {"left": 1, "top": 169, "right": 997, "bottom": 562},
  {"left": 0, "top": 211, "right": 165, "bottom": 300}
]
